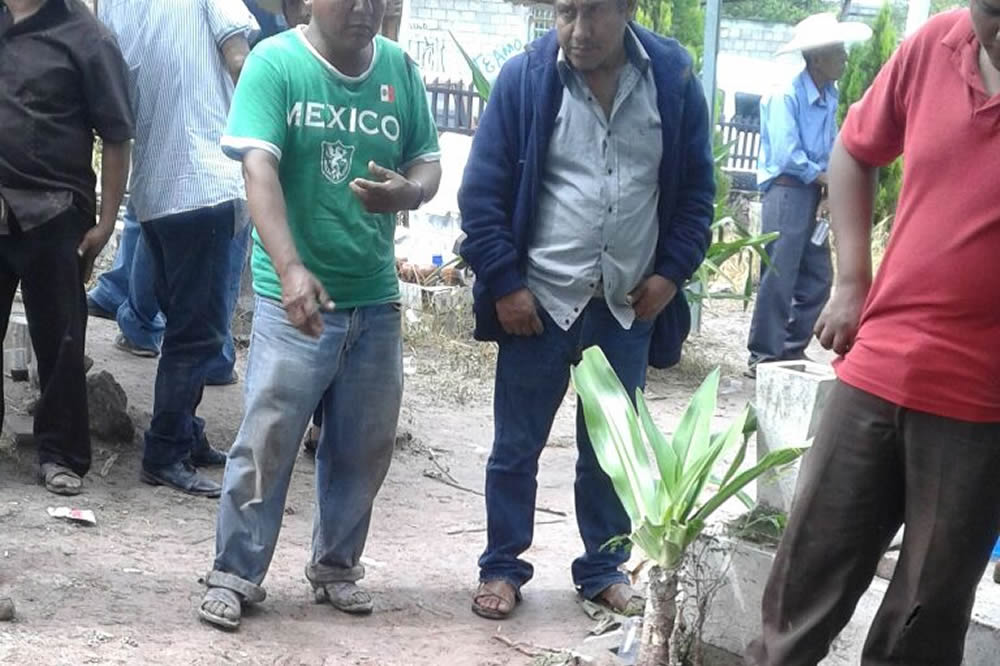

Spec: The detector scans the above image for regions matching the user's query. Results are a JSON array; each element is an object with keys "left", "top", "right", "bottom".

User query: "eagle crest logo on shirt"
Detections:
[{"left": 321, "top": 140, "right": 355, "bottom": 185}]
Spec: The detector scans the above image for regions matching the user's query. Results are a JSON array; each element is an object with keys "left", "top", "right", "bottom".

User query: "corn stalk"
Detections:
[{"left": 572, "top": 347, "right": 806, "bottom": 664}]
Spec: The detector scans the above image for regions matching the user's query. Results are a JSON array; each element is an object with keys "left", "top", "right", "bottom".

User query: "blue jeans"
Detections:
[
  {"left": 87, "top": 204, "right": 251, "bottom": 382},
  {"left": 480, "top": 298, "right": 654, "bottom": 600},
  {"left": 141, "top": 202, "right": 236, "bottom": 470},
  {"left": 211, "top": 297, "right": 403, "bottom": 587},
  {"left": 747, "top": 184, "right": 833, "bottom": 365}
]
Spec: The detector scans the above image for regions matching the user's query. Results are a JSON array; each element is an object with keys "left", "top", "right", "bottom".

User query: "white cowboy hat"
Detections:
[{"left": 776, "top": 13, "right": 873, "bottom": 55}]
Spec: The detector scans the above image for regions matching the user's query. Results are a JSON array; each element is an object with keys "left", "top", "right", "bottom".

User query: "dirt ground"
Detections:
[{"left": 0, "top": 298, "right": 812, "bottom": 666}]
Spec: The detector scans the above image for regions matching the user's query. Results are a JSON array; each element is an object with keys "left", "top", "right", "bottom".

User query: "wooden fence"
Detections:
[
  {"left": 718, "top": 117, "right": 762, "bottom": 172},
  {"left": 425, "top": 79, "right": 484, "bottom": 136}
]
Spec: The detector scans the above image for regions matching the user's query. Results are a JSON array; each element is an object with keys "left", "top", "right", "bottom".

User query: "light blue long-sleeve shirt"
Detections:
[{"left": 757, "top": 69, "right": 838, "bottom": 190}]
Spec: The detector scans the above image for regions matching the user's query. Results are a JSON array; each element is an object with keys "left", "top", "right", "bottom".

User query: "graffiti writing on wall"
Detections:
[
  {"left": 472, "top": 39, "right": 524, "bottom": 75},
  {"left": 408, "top": 31, "right": 449, "bottom": 75}
]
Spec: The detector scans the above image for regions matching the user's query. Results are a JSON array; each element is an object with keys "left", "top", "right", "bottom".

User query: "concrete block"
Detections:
[
  {"left": 701, "top": 536, "right": 1000, "bottom": 664},
  {"left": 3, "top": 313, "right": 36, "bottom": 386},
  {"left": 755, "top": 360, "right": 835, "bottom": 513}
]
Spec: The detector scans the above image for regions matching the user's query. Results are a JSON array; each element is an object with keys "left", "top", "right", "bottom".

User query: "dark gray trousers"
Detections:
[
  {"left": 746, "top": 381, "right": 1000, "bottom": 665},
  {"left": 747, "top": 184, "right": 832, "bottom": 365}
]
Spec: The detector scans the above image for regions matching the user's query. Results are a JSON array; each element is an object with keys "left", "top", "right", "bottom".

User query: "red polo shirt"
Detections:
[{"left": 837, "top": 9, "right": 1000, "bottom": 423}]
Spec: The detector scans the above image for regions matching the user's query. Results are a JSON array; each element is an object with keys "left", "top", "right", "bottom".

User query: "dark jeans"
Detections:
[
  {"left": 141, "top": 202, "right": 234, "bottom": 470},
  {"left": 480, "top": 298, "right": 653, "bottom": 599},
  {"left": 88, "top": 204, "right": 251, "bottom": 382},
  {"left": 0, "top": 209, "right": 90, "bottom": 475},
  {"left": 746, "top": 382, "right": 1000, "bottom": 666},
  {"left": 747, "top": 184, "right": 832, "bottom": 365}
]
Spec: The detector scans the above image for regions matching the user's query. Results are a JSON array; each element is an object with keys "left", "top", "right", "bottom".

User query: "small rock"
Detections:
[
  {"left": 87, "top": 371, "right": 134, "bottom": 442},
  {"left": 0, "top": 598, "right": 14, "bottom": 621}
]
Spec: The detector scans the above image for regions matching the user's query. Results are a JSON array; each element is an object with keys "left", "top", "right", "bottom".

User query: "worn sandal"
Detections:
[
  {"left": 591, "top": 582, "right": 645, "bottom": 617},
  {"left": 314, "top": 581, "right": 373, "bottom": 615},
  {"left": 472, "top": 580, "right": 519, "bottom": 620},
  {"left": 199, "top": 587, "right": 242, "bottom": 630},
  {"left": 40, "top": 463, "right": 82, "bottom": 496},
  {"left": 198, "top": 571, "right": 266, "bottom": 631}
]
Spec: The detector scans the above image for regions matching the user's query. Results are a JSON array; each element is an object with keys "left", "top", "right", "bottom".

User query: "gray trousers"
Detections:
[{"left": 747, "top": 183, "right": 832, "bottom": 365}]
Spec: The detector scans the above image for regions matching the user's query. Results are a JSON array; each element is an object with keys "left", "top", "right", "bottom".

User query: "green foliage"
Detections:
[
  {"left": 722, "top": 0, "right": 836, "bottom": 24},
  {"left": 636, "top": 0, "right": 704, "bottom": 65},
  {"left": 930, "top": 0, "right": 962, "bottom": 13},
  {"left": 572, "top": 350, "right": 807, "bottom": 569},
  {"left": 837, "top": 3, "right": 901, "bottom": 225},
  {"left": 449, "top": 31, "right": 493, "bottom": 101}
]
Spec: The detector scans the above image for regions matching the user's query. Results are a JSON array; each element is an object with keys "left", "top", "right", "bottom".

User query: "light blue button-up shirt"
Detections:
[
  {"left": 526, "top": 29, "right": 662, "bottom": 331},
  {"left": 757, "top": 69, "right": 838, "bottom": 190}
]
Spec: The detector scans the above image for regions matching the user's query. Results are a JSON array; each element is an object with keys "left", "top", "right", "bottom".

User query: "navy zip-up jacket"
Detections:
[{"left": 458, "top": 23, "right": 715, "bottom": 368}]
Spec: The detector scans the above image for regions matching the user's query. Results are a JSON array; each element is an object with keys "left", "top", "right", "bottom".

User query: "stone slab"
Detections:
[
  {"left": 700, "top": 536, "right": 1000, "bottom": 664},
  {"left": 755, "top": 360, "right": 836, "bottom": 513}
]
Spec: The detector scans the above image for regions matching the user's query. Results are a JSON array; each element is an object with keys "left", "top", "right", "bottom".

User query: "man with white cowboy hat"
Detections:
[{"left": 745, "top": 13, "right": 871, "bottom": 378}]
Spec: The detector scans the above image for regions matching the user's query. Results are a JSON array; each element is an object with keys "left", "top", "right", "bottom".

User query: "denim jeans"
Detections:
[
  {"left": 87, "top": 203, "right": 250, "bottom": 382},
  {"left": 212, "top": 297, "right": 403, "bottom": 587},
  {"left": 141, "top": 202, "right": 236, "bottom": 470},
  {"left": 480, "top": 298, "right": 654, "bottom": 600},
  {"left": 747, "top": 184, "right": 833, "bottom": 365}
]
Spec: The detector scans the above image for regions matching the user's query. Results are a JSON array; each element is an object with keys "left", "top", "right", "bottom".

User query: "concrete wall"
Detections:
[
  {"left": 401, "top": 0, "right": 539, "bottom": 81},
  {"left": 720, "top": 18, "right": 795, "bottom": 61}
]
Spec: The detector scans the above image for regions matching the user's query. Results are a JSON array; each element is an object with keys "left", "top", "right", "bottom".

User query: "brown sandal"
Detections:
[
  {"left": 471, "top": 580, "right": 519, "bottom": 620},
  {"left": 591, "top": 582, "right": 645, "bottom": 617}
]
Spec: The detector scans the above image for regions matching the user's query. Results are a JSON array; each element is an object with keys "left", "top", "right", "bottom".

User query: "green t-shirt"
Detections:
[{"left": 222, "top": 29, "right": 440, "bottom": 308}]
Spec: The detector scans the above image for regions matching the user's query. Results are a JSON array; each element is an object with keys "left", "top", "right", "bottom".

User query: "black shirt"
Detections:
[{"left": 0, "top": 0, "right": 134, "bottom": 232}]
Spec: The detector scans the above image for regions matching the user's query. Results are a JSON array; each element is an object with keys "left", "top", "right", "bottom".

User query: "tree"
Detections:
[
  {"left": 637, "top": 0, "right": 704, "bottom": 63},
  {"left": 722, "top": 0, "right": 837, "bottom": 24},
  {"left": 837, "top": 3, "right": 901, "bottom": 225}
]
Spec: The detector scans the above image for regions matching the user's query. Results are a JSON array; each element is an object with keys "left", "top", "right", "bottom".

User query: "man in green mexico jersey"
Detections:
[{"left": 199, "top": 0, "right": 441, "bottom": 629}]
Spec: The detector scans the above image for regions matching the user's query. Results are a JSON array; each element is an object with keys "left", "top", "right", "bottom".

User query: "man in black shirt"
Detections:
[{"left": 0, "top": 0, "right": 133, "bottom": 495}]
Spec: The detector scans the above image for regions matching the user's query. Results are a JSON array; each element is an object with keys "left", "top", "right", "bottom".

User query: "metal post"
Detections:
[
  {"left": 692, "top": 0, "right": 723, "bottom": 335},
  {"left": 701, "top": 0, "right": 723, "bottom": 118}
]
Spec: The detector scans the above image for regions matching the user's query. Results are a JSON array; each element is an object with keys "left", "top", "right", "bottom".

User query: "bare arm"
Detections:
[
  {"left": 99, "top": 141, "right": 130, "bottom": 232},
  {"left": 221, "top": 34, "right": 250, "bottom": 84},
  {"left": 243, "top": 149, "right": 332, "bottom": 336},
  {"left": 828, "top": 138, "right": 877, "bottom": 289},
  {"left": 813, "top": 137, "right": 879, "bottom": 355},
  {"left": 403, "top": 160, "right": 442, "bottom": 208},
  {"left": 78, "top": 140, "right": 131, "bottom": 282}
]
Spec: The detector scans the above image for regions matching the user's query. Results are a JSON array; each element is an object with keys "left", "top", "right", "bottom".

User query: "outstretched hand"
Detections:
[{"left": 349, "top": 161, "right": 421, "bottom": 214}]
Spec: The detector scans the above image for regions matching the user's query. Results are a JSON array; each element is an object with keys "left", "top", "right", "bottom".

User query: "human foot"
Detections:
[
  {"left": 199, "top": 587, "right": 242, "bottom": 630},
  {"left": 592, "top": 582, "right": 644, "bottom": 617},
  {"left": 314, "top": 581, "right": 374, "bottom": 615},
  {"left": 472, "top": 579, "right": 519, "bottom": 619}
]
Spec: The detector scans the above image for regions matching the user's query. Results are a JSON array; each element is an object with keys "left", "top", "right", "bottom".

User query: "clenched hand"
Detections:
[
  {"left": 281, "top": 263, "right": 335, "bottom": 337},
  {"left": 629, "top": 275, "right": 677, "bottom": 321},
  {"left": 77, "top": 225, "right": 114, "bottom": 283},
  {"left": 814, "top": 282, "right": 868, "bottom": 356},
  {"left": 496, "top": 288, "right": 543, "bottom": 336}
]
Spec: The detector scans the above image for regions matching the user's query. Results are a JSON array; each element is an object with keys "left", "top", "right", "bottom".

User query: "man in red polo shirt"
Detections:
[{"left": 747, "top": 4, "right": 1000, "bottom": 665}]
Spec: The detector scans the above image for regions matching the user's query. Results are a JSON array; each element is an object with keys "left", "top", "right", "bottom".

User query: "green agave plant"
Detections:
[{"left": 571, "top": 347, "right": 805, "bottom": 570}]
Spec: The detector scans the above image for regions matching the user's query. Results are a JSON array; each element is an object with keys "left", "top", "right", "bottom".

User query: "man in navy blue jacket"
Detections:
[{"left": 459, "top": 0, "right": 714, "bottom": 619}]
